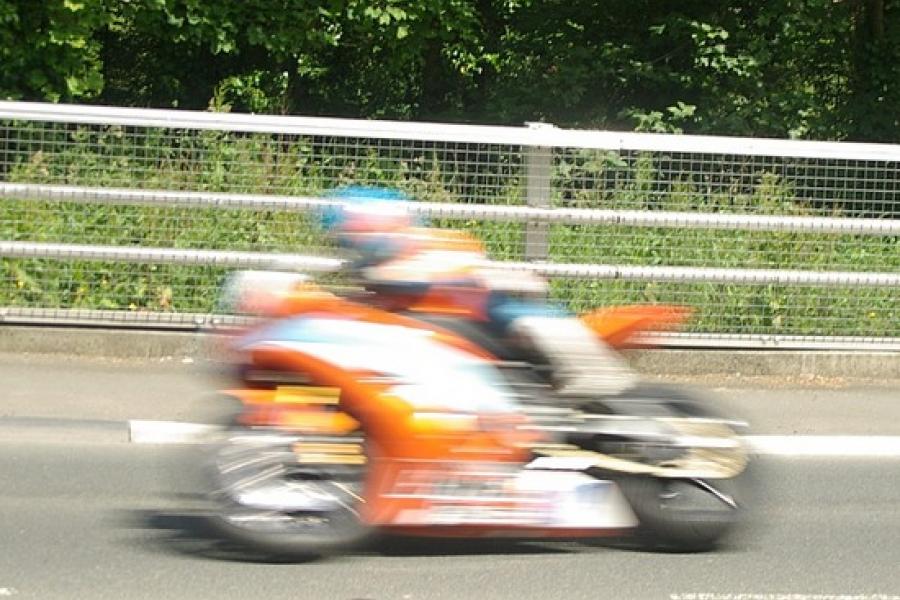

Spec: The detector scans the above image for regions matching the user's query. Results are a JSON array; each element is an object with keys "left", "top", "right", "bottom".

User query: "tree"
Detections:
[
  {"left": 4, "top": 0, "right": 900, "bottom": 142},
  {"left": 97, "top": 0, "right": 486, "bottom": 119},
  {"left": 0, "top": 0, "right": 108, "bottom": 101}
]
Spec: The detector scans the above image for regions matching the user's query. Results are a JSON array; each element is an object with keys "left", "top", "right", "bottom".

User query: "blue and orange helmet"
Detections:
[{"left": 320, "top": 185, "right": 423, "bottom": 267}]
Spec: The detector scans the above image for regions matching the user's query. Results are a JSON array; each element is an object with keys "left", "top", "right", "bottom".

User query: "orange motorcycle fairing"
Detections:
[{"left": 580, "top": 304, "right": 693, "bottom": 349}]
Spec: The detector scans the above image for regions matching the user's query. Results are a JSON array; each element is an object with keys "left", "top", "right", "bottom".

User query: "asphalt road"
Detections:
[
  {"left": 2, "top": 352, "right": 900, "bottom": 434},
  {"left": 2, "top": 439, "right": 899, "bottom": 600},
  {"left": 0, "top": 354, "right": 900, "bottom": 435}
]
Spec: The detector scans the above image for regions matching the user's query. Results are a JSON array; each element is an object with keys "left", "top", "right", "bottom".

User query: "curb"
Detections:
[
  {"left": 2, "top": 325, "right": 898, "bottom": 378},
  {"left": 624, "top": 348, "right": 900, "bottom": 379},
  {"left": 0, "top": 325, "right": 207, "bottom": 360}
]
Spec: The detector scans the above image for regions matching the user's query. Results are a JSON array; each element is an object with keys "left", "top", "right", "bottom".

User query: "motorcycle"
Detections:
[{"left": 200, "top": 255, "right": 750, "bottom": 559}]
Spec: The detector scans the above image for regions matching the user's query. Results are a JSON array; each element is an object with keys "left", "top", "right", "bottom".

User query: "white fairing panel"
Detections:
[
  {"left": 247, "top": 319, "right": 518, "bottom": 414},
  {"left": 514, "top": 470, "right": 639, "bottom": 529}
]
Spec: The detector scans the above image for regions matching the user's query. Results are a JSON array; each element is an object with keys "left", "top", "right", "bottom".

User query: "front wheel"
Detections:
[
  {"left": 616, "top": 475, "right": 742, "bottom": 552},
  {"left": 202, "top": 428, "right": 373, "bottom": 559}
]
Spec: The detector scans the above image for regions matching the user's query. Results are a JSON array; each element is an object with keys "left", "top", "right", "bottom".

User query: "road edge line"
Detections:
[{"left": 128, "top": 420, "right": 900, "bottom": 456}]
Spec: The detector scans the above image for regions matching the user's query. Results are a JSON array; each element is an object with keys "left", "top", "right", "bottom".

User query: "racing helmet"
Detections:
[{"left": 321, "top": 185, "right": 423, "bottom": 267}]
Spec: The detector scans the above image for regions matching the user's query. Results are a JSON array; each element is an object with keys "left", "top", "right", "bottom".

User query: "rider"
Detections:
[
  {"left": 322, "top": 185, "right": 475, "bottom": 295},
  {"left": 321, "top": 185, "right": 550, "bottom": 323},
  {"left": 320, "top": 185, "right": 635, "bottom": 396}
]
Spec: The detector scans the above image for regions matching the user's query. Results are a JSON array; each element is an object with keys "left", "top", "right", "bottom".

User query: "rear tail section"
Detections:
[{"left": 580, "top": 305, "right": 692, "bottom": 349}]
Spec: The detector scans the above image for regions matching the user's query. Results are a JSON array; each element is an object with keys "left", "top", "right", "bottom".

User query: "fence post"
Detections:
[{"left": 524, "top": 123, "right": 554, "bottom": 262}]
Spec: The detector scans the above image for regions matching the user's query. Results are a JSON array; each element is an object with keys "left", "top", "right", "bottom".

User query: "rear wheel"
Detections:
[
  {"left": 203, "top": 428, "right": 372, "bottom": 559},
  {"left": 616, "top": 475, "right": 741, "bottom": 552}
]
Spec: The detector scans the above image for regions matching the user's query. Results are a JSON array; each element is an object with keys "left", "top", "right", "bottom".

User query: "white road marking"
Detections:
[
  {"left": 671, "top": 594, "right": 900, "bottom": 600},
  {"left": 128, "top": 420, "right": 220, "bottom": 444},
  {"left": 744, "top": 435, "right": 900, "bottom": 457},
  {"left": 129, "top": 420, "right": 900, "bottom": 457}
]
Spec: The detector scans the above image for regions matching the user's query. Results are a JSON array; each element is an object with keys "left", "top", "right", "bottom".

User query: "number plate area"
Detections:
[{"left": 380, "top": 462, "right": 638, "bottom": 529}]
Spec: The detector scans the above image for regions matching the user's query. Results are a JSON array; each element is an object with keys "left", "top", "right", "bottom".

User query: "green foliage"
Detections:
[
  {"left": 1, "top": 130, "right": 897, "bottom": 336},
  {"left": 6, "top": 0, "right": 900, "bottom": 142},
  {"left": 0, "top": 0, "right": 108, "bottom": 101},
  {"left": 94, "top": 0, "right": 487, "bottom": 118}
]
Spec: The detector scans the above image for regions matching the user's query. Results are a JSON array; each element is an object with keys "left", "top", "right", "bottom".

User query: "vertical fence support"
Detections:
[{"left": 524, "top": 124, "right": 554, "bottom": 262}]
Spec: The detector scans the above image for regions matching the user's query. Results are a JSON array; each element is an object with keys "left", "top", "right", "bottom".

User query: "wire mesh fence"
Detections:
[
  {"left": 0, "top": 102, "right": 898, "bottom": 344},
  {"left": 552, "top": 149, "right": 900, "bottom": 216}
]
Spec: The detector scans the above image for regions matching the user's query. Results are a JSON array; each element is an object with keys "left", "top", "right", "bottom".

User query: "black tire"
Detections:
[
  {"left": 202, "top": 428, "right": 373, "bottom": 560},
  {"left": 616, "top": 475, "right": 742, "bottom": 552}
]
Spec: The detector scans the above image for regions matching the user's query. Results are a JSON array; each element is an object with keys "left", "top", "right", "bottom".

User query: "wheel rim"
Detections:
[{"left": 210, "top": 430, "right": 366, "bottom": 536}]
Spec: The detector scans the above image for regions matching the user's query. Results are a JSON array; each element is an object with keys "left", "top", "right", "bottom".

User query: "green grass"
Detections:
[
  {"left": 551, "top": 279, "right": 897, "bottom": 336},
  {"left": 0, "top": 125, "right": 897, "bottom": 337}
]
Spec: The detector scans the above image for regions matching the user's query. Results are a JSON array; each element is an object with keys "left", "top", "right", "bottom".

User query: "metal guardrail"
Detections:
[
  {"left": 0, "top": 307, "right": 246, "bottom": 329},
  {"left": 0, "top": 240, "right": 342, "bottom": 270},
  {"left": 1, "top": 101, "right": 898, "bottom": 347},
  {"left": 3, "top": 239, "right": 898, "bottom": 288},
  {"left": 2, "top": 306, "right": 898, "bottom": 351},
  {"left": 5, "top": 100, "right": 900, "bottom": 161},
  {"left": 4, "top": 183, "right": 900, "bottom": 235},
  {"left": 634, "top": 332, "right": 900, "bottom": 352},
  {"left": 515, "top": 262, "right": 900, "bottom": 287}
]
